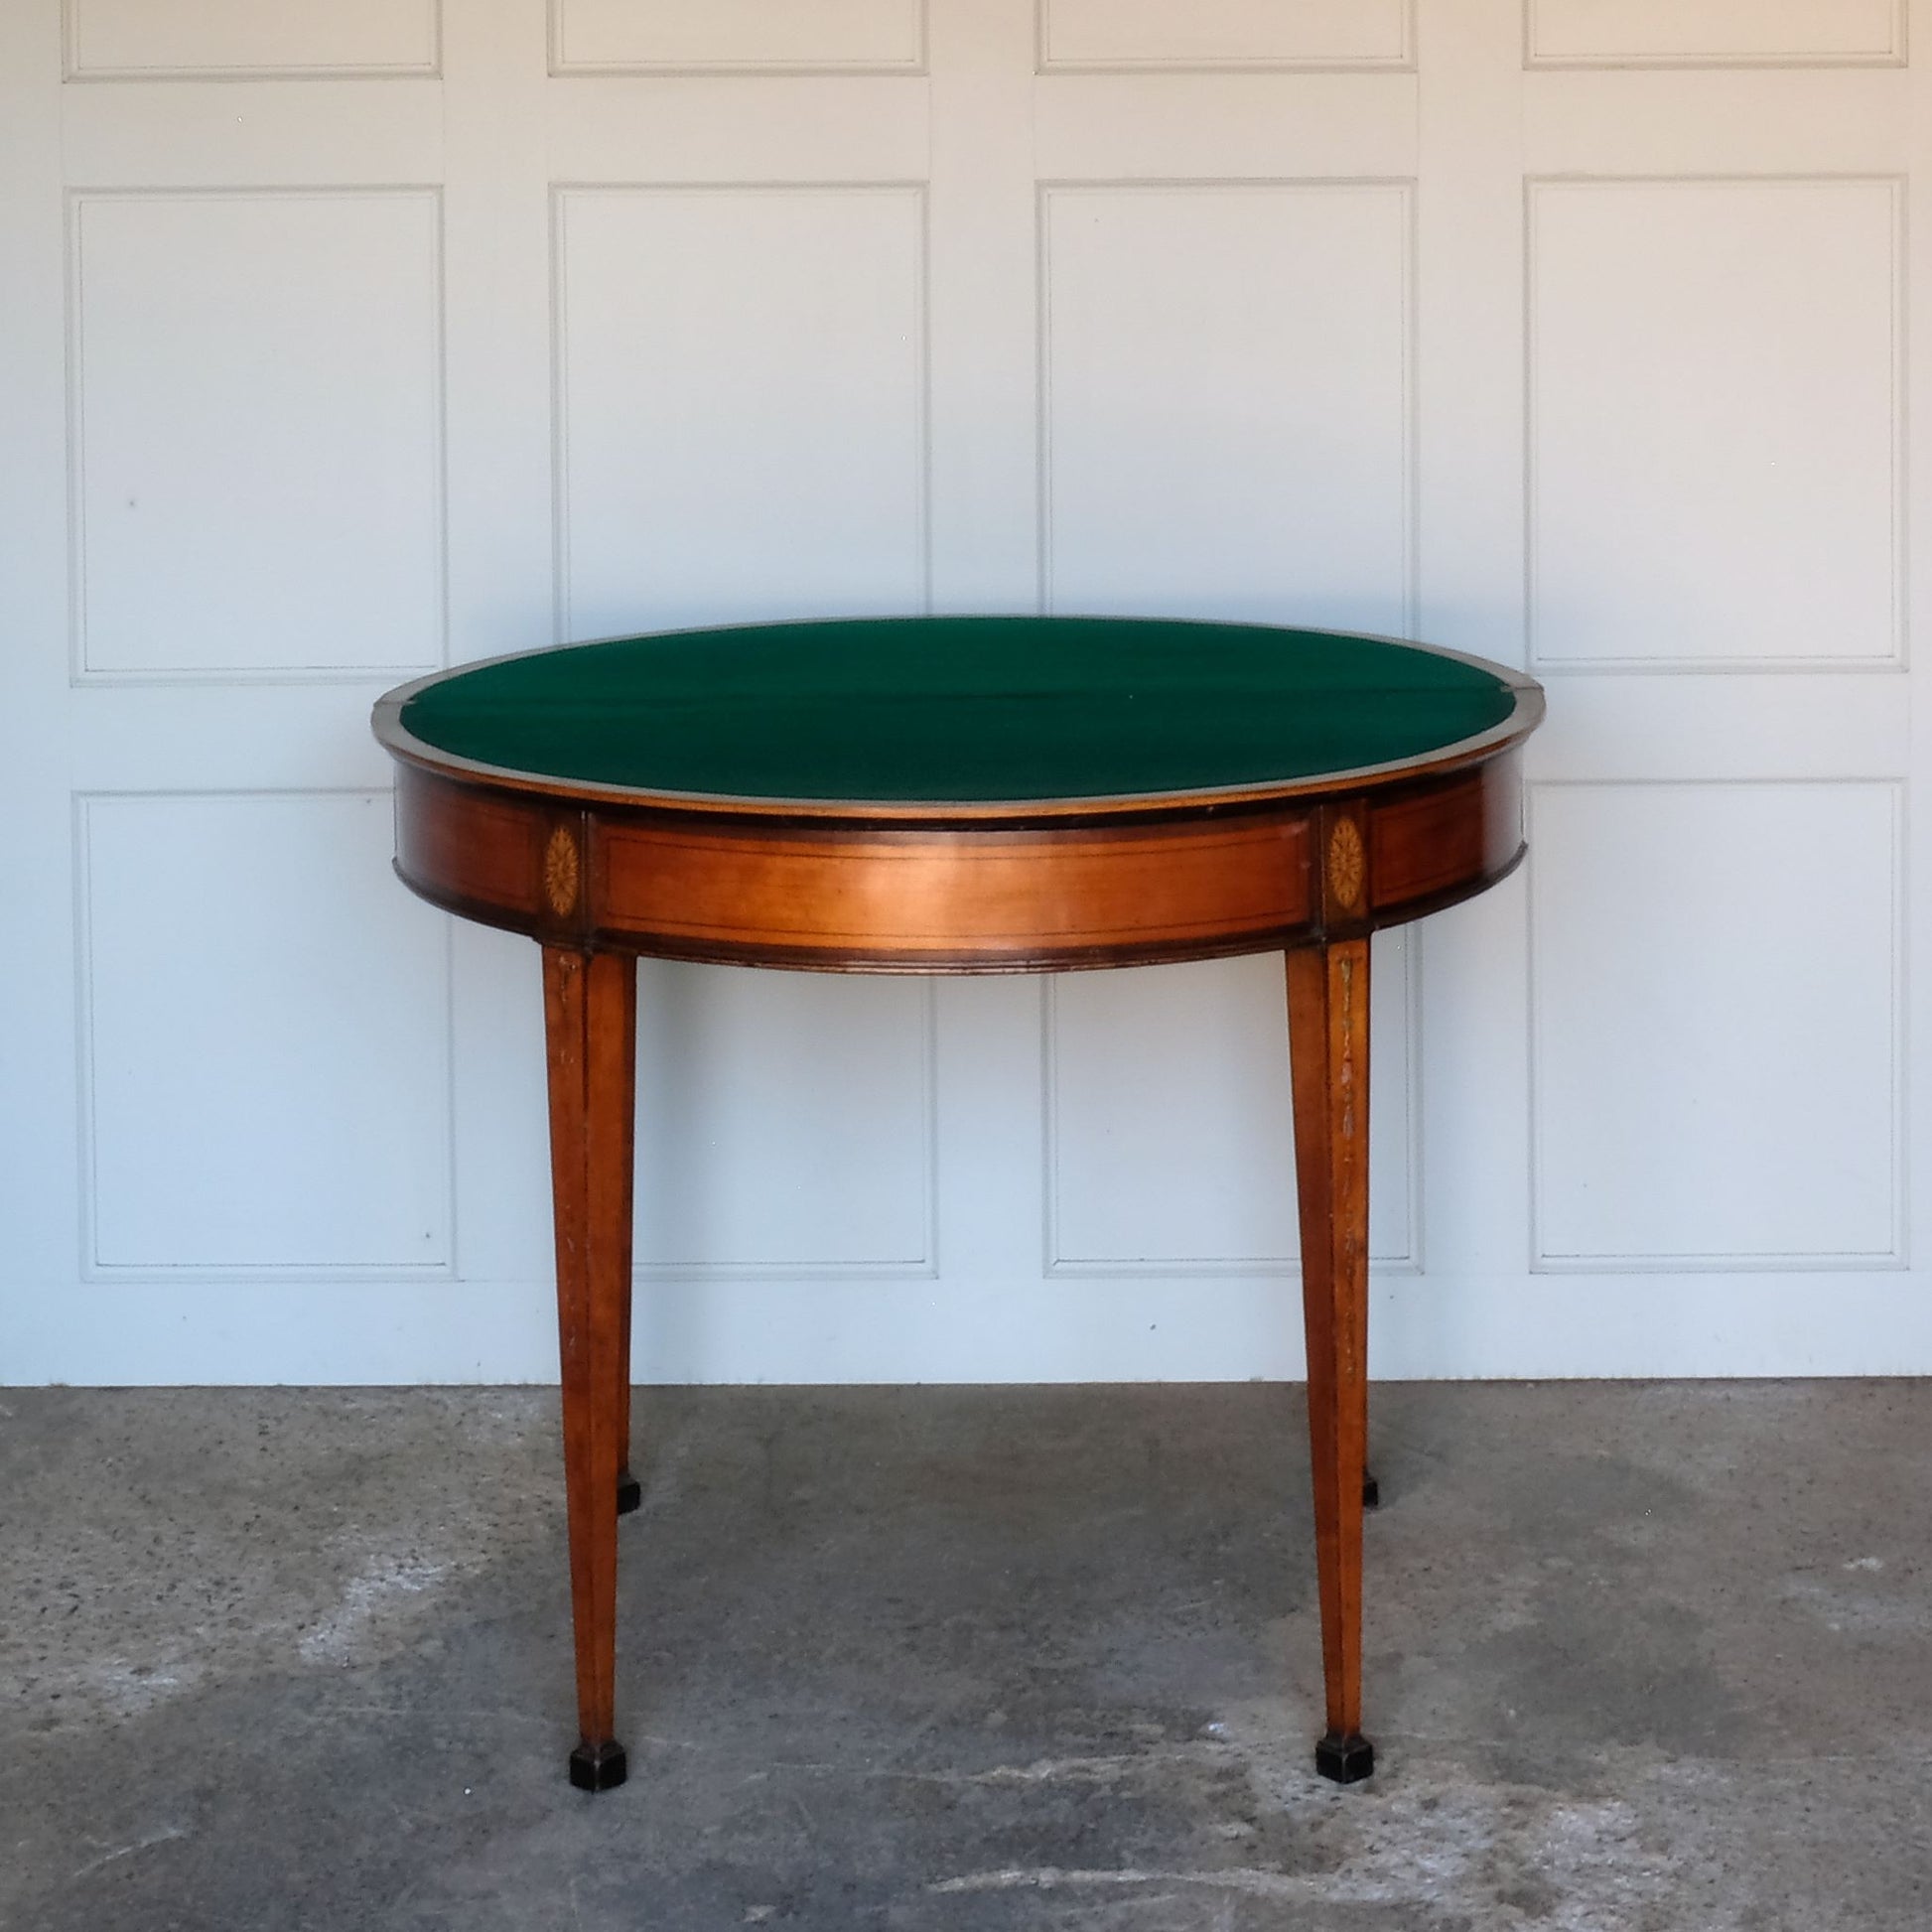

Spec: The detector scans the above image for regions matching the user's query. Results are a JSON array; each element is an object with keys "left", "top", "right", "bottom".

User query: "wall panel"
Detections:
[
  {"left": 1528, "top": 177, "right": 1902, "bottom": 671},
  {"left": 1040, "top": 0, "right": 1411, "bottom": 71},
  {"left": 1041, "top": 181, "right": 1414, "bottom": 631},
  {"left": 1531, "top": 781, "right": 1902, "bottom": 1269},
  {"left": 553, "top": 184, "right": 927, "bottom": 637},
  {"left": 69, "top": 190, "right": 444, "bottom": 681},
  {"left": 66, "top": 0, "right": 439, "bottom": 79},
  {"left": 1528, "top": 0, "right": 1903, "bottom": 69},
  {"left": 551, "top": 0, "right": 923, "bottom": 73},
  {"left": 79, "top": 792, "right": 453, "bottom": 1275},
  {"left": 1049, "top": 939, "right": 1416, "bottom": 1272},
  {"left": 4, "top": 0, "right": 1925, "bottom": 1384},
  {"left": 635, "top": 965, "right": 934, "bottom": 1274}
]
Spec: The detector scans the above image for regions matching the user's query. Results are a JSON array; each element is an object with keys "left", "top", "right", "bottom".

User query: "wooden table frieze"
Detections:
[{"left": 374, "top": 614, "right": 1543, "bottom": 1792}]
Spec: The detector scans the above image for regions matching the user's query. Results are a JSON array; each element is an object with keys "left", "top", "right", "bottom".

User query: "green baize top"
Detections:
[{"left": 399, "top": 616, "right": 1517, "bottom": 805}]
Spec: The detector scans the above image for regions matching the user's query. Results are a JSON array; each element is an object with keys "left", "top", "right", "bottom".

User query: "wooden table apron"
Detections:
[{"left": 372, "top": 641, "right": 1541, "bottom": 1794}]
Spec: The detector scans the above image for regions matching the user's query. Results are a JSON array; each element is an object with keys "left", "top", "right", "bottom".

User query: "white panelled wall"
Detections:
[{"left": 0, "top": 0, "right": 1926, "bottom": 1384}]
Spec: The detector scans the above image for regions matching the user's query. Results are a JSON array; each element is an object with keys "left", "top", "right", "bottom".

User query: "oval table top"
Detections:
[
  {"left": 376, "top": 616, "right": 1540, "bottom": 825},
  {"left": 372, "top": 616, "right": 1542, "bottom": 973}
]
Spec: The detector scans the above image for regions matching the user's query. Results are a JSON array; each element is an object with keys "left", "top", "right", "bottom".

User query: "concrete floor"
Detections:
[{"left": 3, "top": 1383, "right": 1929, "bottom": 1931}]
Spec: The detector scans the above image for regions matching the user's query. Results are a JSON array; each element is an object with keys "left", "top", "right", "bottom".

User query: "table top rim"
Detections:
[{"left": 372, "top": 617, "right": 1545, "bottom": 825}]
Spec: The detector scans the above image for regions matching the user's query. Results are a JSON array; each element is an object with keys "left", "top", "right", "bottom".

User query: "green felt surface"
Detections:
[{"left": 399, "top": 617, "right": 1518, "bottom": 804}]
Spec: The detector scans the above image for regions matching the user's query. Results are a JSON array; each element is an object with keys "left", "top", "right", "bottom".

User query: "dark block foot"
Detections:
[
  {"left": 569, "top": 1740, "right": 628, "bottom": 1792},
  {"left": 617, "top": 1467, "right": 641, "bottom": 1515},
  {"left": 1362, "top": 1471, "right": 1381, "bottom": 1510},
  {"left": 1314, "top": 1730, "right": 1375, "bottom": 1785}
]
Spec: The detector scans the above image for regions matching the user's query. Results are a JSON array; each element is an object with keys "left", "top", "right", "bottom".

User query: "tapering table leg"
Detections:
[
  {"left": 617, "top": 1245, "right": 640, "bottom": 1515},
  {"left": 616, "top": 979, "right": 640, "bottom": 1518},
  {"left": 1286, "top": 940, "right": 1375, "bottom": 1785},
  {"left": 542, "top": 945, "right": 636, "bottom": 1792}
]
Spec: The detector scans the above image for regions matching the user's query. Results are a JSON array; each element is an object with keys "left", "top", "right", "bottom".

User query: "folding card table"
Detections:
[{"left": 373, "top": 615, "right": 1543, "bottom": 1791}]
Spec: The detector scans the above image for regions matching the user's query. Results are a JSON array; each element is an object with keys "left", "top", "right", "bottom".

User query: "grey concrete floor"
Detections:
[{"left": 3, "top": 1382, "right": 1930, "bottom": 1931}]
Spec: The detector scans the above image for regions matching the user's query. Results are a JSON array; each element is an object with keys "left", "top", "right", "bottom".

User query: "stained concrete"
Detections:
[{"left": 3, "top": 1382, "right": 1930, "bottom": 1930}]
